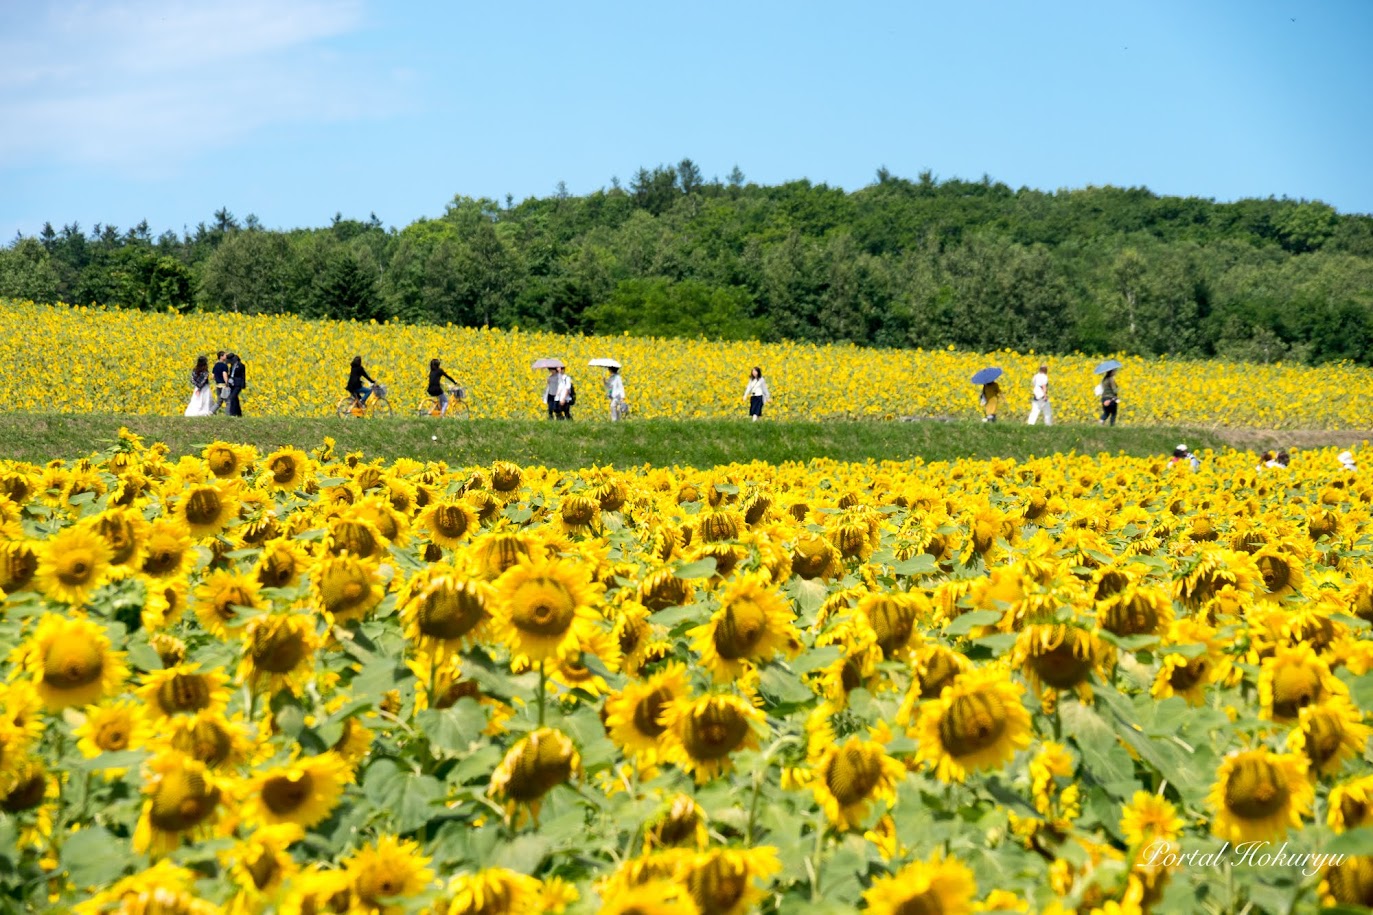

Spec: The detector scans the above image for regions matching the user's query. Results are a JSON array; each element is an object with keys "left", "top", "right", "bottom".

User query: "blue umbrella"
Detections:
[
  {"left": 970, "top": 367, "right": 1003, "bottom": 385},
  {"left": 1094, "top": 359, "right": 1123, "bottom": 375}
]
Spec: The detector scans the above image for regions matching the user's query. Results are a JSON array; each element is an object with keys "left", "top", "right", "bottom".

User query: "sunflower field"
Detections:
[
  {"left": 2, "top": 431, "right": 1373, "bottom": 914},
  {"left": 6, "top": 298, "right": 1373, "bottom": 428}
]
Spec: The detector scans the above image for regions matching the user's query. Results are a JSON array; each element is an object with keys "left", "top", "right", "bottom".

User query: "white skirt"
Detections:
[{"left": 185, "top": 386, "right": 214, "bottom": 416}]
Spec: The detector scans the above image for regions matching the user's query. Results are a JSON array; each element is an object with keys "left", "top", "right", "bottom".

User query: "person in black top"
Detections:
[
  {"left": 211, "top": 351, "right": 228, "bottom": 414},
  {"left": 346, "top": 355, "right": 376, "bottom": 408},
  {"left": 428, "top": 358, "right": 459, "bottom": 415},
  {"left": 226, "top": 353, "right": 246, "bottom": 416}
]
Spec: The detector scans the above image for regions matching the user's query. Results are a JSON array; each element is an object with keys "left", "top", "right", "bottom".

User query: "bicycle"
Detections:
[
  {"left": 416, "top": 384, "right": 470, "bottom": 419},
  {"left": 335, "top": 383, "right": 394, "bottom": 418}
]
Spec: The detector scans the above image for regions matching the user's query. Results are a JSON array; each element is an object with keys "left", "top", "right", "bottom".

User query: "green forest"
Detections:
[{"left": 4, "top": 162, "right": 1373, "bottom": 364}]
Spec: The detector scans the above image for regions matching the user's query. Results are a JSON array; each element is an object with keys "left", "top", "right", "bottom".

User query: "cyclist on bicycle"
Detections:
[
  {"left": 428, "top": 358, "right": 460, "bottom": 414},
  {"left": 346, "top": 355, "right": 376, "bottom": 408}
]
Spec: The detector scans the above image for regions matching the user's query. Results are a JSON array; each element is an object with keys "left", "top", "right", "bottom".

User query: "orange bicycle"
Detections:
[
  {"left": 335, "top": 383, "right": 393, "bottom": 418},
  {"left": 416, "top": 384, "right": 470, "bottom": 419}
]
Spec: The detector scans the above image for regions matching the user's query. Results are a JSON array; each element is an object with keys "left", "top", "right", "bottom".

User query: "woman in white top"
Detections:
[
  {"left": 744, "top": 366, "right": 770, "bottom": 421},
  {"left": 555, "top": 367, "right": 574, "bottom": 420},
  {"left": 604, "top": 367, "right": 627, "bottom": 421}
]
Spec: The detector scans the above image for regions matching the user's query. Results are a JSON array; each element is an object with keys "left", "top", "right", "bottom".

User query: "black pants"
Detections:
[
  {"left": 228, "top": 388, "right": 243, "bottom": 416},
  {"left": 547, "top": 395, "right": 558, "bottom": 419},
  {"left": 1100, "top": 399, "right": 1117, "bottom": 425}
]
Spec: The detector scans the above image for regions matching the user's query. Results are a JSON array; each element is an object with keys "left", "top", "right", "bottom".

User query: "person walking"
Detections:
[
  {"left": 211, "top": 350, "right": 229, "bottom": 414},
  {"left": 428, "top": 358, "right": 459, "bottom": 415},
  {"left": 980, "top": 381, "right": 1000, "bottom": 422},
  {"left": 744, "top": 367, "right": 770, "bottom": 421},
  {"left": 346, "top": 356, "right": 376, "bottom": 410},
  {"left": 544, "top": 367, "right": 560, "bottom": 419},
  {"left": 226, "top": 353, "right": 246, "bottom": 417},
  {"left": 555, "top": 366, "right": 575, "bottom": 420},
  {"left": 1026, "top": 364, "right": 1052, "bottom": 425},
  {"left": 604, "top": 366, "right": 627, "bottom": 421},
  {"left": 185, "top": 355, "right": 214, "bottom": 416},
  {"left": 1098, "top": 370, "right": 1120, "bottom": 426}
]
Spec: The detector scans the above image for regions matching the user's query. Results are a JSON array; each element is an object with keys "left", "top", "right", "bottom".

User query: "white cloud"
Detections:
[{"left": 0, "top": 0, "right": 393, "bottom": 170}]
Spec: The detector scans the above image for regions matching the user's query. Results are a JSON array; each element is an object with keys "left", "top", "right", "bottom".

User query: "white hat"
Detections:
[
  {"left": 1339, "top": 450, "right": 1355, "bottom": 465},
  {"left": 1175, "top": 444, "right": 1188, "bottom": 453}
]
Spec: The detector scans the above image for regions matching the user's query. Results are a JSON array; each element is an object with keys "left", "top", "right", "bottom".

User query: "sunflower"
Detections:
[
  {"left": 139, "top": 517, "right": 195, "bottom": 580},
  {"left": 193, "top": 568, "right": 264, "bottom": 639},
  {"left": 277, "top": 864, "right": 355, "bottom": 915},
  {"left": 1207, "top": 748, "right": 1313, "bottom": 843},
  {"left": 492, "top": 555, "right": 605, "bottom": 665},
  {"left": 240, "top": 752, "right": 353, "bottom": 829},
  {"left": 1287, "top": 696, "right": 1372, "bottom": 778},
  {"left": 810, "top": 736, "right": 906, "bottom": 831},
  {"left": 1120, "top": 791, "right": 1184, "bottom": 849},
  {"left": 690, "top": 573, "right": 796, "bottom": 681},
  {"left": 223, "top": 822, "right": 303, "bottom": 898},
  {"left": 603, "top": 663, "right": 690, "bottom": 761},
  {"left": 1173, "top": 548, "right": 1260, "bottom": 611},
  {"left": 1097, "top": 586, "right": 1173, "bottom": 638},
  {"left": 809, "top": 621, "right": 883, "bottom": 708},
  {"left": 399, "top": 565, "right": 493, "bottom": 662},
  {"left": 644, "top": 793, "right": 710, "bottom": 850},
  {"left": 74, "top": 860, "right": 220, "bottom": 915},
  {"left": 611, "top": 599, "right": 656, "bottom": 675},
  {"left": 1323, "top": 857, "right": 1373, "bottom": 908},
  {"left": 255, "top": 538, "right": 310, "bottom": 590},
  {"left": 637, "top": 568, "right": 695, "bottom": 612},
  {"left": 442, "top": 867, "right": 542, "bottom": 915},
  {"left": 2, "top": 757, "right": 57, "bottom": 849},
  {"left": 21, "top": 614, "right": 129, "bottom": 711},
  {"left": 176, "top": 481, "right": 241, "bottom": 539},
  {"left": 662, "top": 694, "right": 766, "bottom": 784},
  {"left": 470, "top": 530, "right": 537, "bottom": 580},
  {"left": 313, "top": 553, "right": 384, "bottom": 625},
  {"left": 159, "top": 710, "right": 259, "bottom": 772},
  {"left": 914, "top": 666, "right": 1032, "bottom": 783},
  {"left": 203, "top": 441, "right": 256, "bottom": 479},
  {"left": 74, "top": 699, "right": 152, "bottom": 766},
  {"left": 0, "top": 538, "right": 39, "bottom": 595},
  {"left": 791, "top": 535, "right": 843, "bottom": 581},
  {"left": 1150, "top": 618, "right": 1228, "bottom": 706},
  {"left": 138, "top": 664, "right": 232, "bottom": 719},
  {"left": 262, "top": 446, "right": 311, "bottom": 491},
  {"left": 240, "top": 612, "right": 319, "bottom": 696},
  {"left": 489, "top": 727, "right": 581, "bottom": 822},
  {"left": 1253, "top": 545, "right": 1306, "bottom": 603},
  {"left": 681, "top": 847, "right": 781, "bottom": 915},
  {"left": 343, "top": 835, "right": 435, "bottom": 914},
  {"left": 1012, "top": 624, "right": 1108, "bottom": 697},
  {"left": 133, "top": 751, "right": 227, "bottom": 856},
  {"left": 418, "top": 499, "right": 479, "bottom": 549},
  {"left": 596, "top": 879, "right": 698, "bottom": 915},
  {"left": 855, "top": 591, "right": 929, "bottom": 660},
  {"left": 323, "top": 514, "right": 387, "bottom": 561},
  {"left": 142, "top": 575, "right": 190, "bottom": 631},
  {"left": 1258, "top": 643, "right": 1344, "bottom": 723},
  {"left": 558, "top": 493, "right": 602, "bottom": 536},
  {"left": 87, "top": 507, "right": 148, "bottom": 576},
  {"left": 861, "top": 851, "right": 977, "bottom": 915},
  {"left": 1328, "top": 775, "right": 1373, "bottom": 832},
  {"left": 33, "top": 524, "right": 112, "bottom": 605}
]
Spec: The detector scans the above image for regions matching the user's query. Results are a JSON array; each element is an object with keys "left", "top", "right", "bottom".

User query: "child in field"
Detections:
[{"left": 980, "top": 381, "right": 1000, "bottom": 422}]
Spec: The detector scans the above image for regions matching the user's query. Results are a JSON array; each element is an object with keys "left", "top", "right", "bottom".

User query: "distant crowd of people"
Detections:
[
  {"left": 538, "top": 363, "right": 771, "bottom": 422},
  {"left": 979, "top": 363, "right": 1120, "bottom": 426}
]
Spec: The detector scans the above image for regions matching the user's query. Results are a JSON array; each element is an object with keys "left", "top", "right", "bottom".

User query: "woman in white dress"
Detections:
[{"left": 185, "top": 355, "right": 215, "bottom": 416}]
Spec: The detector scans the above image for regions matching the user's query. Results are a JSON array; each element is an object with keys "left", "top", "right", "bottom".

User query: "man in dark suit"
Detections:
[
  {"left": 212, "top": 351, "right": 229, "bottom": 414},
  {"left": 226, "top": 353, "right": 246, "bottom": 417}
]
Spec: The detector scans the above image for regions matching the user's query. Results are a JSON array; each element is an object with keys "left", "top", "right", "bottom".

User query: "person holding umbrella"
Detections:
[
  {"left": 971, "top": 367, "right": 1002, "bottom": 422},
  {"left": 532, "top": 358, "right": 564, "bottom": 419}
]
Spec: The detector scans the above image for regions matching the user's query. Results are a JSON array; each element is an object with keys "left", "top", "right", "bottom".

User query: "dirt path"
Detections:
[{"left": 1205, "top": 427, "right": 1371, "bottom": 452}]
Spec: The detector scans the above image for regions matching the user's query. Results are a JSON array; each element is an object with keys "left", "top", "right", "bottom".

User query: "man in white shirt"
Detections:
[
  {"left": 1026, "top": 364, "right": 1052, "bottom": 425},
  {"left": 555, "top": 367, "right": 574, "bottom": 420}
]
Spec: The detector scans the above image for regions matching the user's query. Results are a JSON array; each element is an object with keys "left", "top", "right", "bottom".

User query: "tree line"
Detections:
[{"left": 4, "top": 161, "right": 1372, "bottom": 365}]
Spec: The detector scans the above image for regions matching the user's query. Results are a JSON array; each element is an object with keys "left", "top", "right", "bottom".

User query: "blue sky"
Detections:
[{"left": 2, "top": 0, "right": 1370, "bottom": 241}]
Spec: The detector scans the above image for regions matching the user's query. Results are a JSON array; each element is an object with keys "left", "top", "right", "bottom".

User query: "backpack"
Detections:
[{"left": 567, "top": 382, "right": 577, "bottom": 406}]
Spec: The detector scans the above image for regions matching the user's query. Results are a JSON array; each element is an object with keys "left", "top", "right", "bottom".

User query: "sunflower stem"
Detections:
[
  {"left": 537, "top": 659, "right": 547, "bottom": 727},
  {"left": 744, "top": 765, "right": 764, "bottom": 846},
  {"left": 808, "top": 820, "right": 826, "bottom": 901}
]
